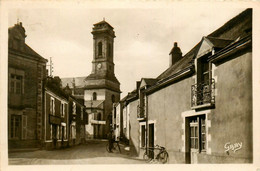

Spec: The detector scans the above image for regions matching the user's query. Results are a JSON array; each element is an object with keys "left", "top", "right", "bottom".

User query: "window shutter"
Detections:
[
  {"left": 53, "top": 99, "right": 55, "bottom": 115},
  {"left": 22, "top": 115, "right": 27, "bottom": 140}
]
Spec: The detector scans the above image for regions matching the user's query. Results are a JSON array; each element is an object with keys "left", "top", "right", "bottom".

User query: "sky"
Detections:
[{"left": 8, "top": 4, "right": 246, "bottom": 98}]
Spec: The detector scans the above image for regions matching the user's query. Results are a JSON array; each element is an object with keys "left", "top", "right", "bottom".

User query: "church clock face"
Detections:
[{"left": 97, "top": 63, "right": 102, "bottom": 69}]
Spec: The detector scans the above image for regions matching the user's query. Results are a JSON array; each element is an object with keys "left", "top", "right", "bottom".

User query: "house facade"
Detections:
[
  {"left": 122, "top": 9, "right": 252, "bottom": 163},
  {"left": 68, "top": 96, "right": 87, "bottom": 146},
  {"left": 43, "top": 77, "right": 87, "bottom": 149},
  {"left": 8, "top": 22, "right": 48, "bottom": 149},
  {"left": 43, "top": 84, "right": 69, "bottom": 150}
]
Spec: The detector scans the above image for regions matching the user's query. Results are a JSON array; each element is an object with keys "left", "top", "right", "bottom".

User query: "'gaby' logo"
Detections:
[{"left": 224, "top": 142, "right": 242, "bottom": 153}]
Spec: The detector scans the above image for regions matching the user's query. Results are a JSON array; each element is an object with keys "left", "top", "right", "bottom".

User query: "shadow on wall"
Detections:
[
  {"left": 128, "top": 123, "right": 139, "bottom": 157},
  {"left": 129, "top": 137, "right": 138, "bottom": 157}
]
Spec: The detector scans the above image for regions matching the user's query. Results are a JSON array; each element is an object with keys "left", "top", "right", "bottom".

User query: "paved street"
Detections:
[{"left": 8, "top": 140, "right": 145, "bottom": 165}]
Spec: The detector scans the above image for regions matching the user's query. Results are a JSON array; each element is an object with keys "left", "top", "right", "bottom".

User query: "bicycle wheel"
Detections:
[
  {"left": 143, "top": 151, "right": 154, "bottom": 162},
  {"left": 158, "top": 151, "right": 168, "bottom": 164},
  {"left": 112, "top": 143, "right": 120, "bottom": 153}
]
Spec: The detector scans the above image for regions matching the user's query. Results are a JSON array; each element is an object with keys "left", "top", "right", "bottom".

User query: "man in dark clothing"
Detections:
[{"left": 108, "top": 130, "right": 113, "bottom": 152}]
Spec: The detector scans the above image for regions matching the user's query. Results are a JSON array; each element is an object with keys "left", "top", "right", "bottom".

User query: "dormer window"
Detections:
[
  {"left": 191, "top": 54, "right": 214, "bottom": 108},
  {"left": 191, "top": 37, "right": 217, "bottom": 109}
]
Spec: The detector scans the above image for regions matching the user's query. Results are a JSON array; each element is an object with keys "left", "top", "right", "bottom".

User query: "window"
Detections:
[
  {"left": 93, "top": 92, "right": 97, "bottom": 101},
  {"left": 71, "top": 124, "right": 76, "bottom": 139},
  {"left": 72, "top": 102, "right": 76, "bottom": 115},
  {"left": 50, "top": 97, "right": 55, "bottom": 115},
  {"left": 98, "top": 42, "right": 102, "bottom": 56},
  {"left": 189, "top": 115, "right": 206, "bottom": 151},
  {"left": 200, "top": 57, "right": 210, "bottom": 84},
  {"left": 10, "top": 74, "right": 23, "bottom": 94},
  {"left": 111, "top": 95, "right": 115, "bottom": 103},
  {"left": 114, "top": 107, "right": 116, "bottom": 119},
  {"left": 63, "top": 126, "right": 67, "bottom": 140},
  {"left": 10, "top": 115, "right": 21, "bottom": 139},
  {"left": 192, "top": 55, "right": 214, "bottom": 107},
  {"left": 140, "top": 124, "right": 146, "bottom": 148},
  {"left": 138, "top": 90, "right": 146, "bottom": 119},
  {"left": 61, "top": 103, "right": 65, "bottom": 117},
  {"left": 97, "top": 113, "right": 101, "bottom": 121}
]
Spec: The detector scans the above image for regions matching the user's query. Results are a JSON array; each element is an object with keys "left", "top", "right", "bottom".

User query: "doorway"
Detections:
[
  {"left": 148, "top": 123, "right": 154, "bottom": 158},
  {"left": 186, "top": 115, "right": 206, "bottom": 164}
]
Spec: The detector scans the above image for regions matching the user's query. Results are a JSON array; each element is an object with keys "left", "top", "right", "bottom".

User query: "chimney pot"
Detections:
[{"left": 169, "top": 42, "right": 182, "bottom": 67}]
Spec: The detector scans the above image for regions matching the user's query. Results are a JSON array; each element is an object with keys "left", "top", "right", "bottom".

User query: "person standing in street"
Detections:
[{"left": 108, "top": 130, "right": 113, "bottom": 152}]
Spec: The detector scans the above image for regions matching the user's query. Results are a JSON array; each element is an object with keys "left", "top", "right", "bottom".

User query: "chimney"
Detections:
[{"left": 169, "top": 42, "right": 182, "bottom": 67}]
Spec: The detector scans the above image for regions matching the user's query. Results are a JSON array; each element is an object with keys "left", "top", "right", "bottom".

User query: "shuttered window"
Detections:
[
  {"left": 10, "top": 115, "right": 21, "bottom": 139},
  {"left": 10, "top": 74, "right": 23, "bottom": 94}
]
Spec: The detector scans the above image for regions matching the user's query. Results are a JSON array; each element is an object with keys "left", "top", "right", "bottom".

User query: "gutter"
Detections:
[
  {"left": 209, "top": 36, "right": 252, "bottom": 63},
  {"left": 145, "top": 66, "right": 194, "bottom": 95}
]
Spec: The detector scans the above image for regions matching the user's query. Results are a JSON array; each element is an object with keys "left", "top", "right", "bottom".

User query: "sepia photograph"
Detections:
[{"left": 0, "top": 1, "right": 260, "bottom": 171}]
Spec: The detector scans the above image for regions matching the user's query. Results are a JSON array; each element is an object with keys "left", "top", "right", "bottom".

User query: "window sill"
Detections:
[
  {"left": 137, "top": 117, "right": 146, "bottom": 121},
  {"left": 191, "top": 103, "right": 214, "bottom": 110}
]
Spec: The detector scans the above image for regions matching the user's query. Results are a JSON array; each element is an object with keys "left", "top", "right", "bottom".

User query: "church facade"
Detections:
[{"left": 61, "top": 20, "right": 121, "bottom": 139}]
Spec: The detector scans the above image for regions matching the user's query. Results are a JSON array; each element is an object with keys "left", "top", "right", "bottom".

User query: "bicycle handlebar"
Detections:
[{"left": 147, "top": 144, "right": 166, "bottom": 150}]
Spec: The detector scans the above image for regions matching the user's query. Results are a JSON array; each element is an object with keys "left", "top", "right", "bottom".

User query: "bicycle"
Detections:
[
  {"left": 106, "top": 141, "right": 121, "bottom": 153},
  {"left": 143, "top": 144, "right": 169, "bottom": 164}
]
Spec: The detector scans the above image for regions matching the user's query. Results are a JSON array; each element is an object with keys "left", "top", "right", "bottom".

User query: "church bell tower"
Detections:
[{"left": 84, "top": 20, "right": 120, "bottom": 139}]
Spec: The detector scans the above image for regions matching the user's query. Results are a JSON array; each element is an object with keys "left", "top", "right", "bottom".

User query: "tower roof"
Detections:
[{"left": 93, "top": 20, "right": 114, "bottom": 29}]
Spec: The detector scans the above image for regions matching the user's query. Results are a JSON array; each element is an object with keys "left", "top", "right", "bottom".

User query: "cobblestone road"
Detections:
[{"left": 8, "top": 140, "right": 145, "bottom": 165}]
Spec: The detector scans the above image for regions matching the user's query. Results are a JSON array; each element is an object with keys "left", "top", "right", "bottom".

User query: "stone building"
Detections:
[
  {"left": 61, "top": 20, "right": 121, "bottom": 139},
  {"left": 8, "top": 22, "right": 48, "bottom": 149},
  {"left": 119, "top": 9, "right": 252, "bottom": 163}
]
